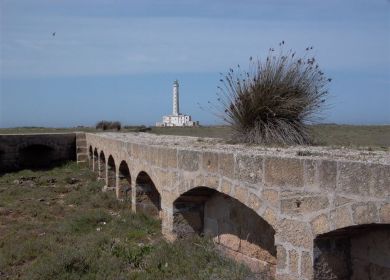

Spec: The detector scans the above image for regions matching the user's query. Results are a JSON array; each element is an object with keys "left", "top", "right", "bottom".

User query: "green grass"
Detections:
[
  {"left": 2, "top": 124, "right": 388, "bottom": 150},
  {"left": 0, "top": 163, "right": 252, "bottom": 279},
  {"left": 150, "top": 125, "right": 390, "bottom": 150}
]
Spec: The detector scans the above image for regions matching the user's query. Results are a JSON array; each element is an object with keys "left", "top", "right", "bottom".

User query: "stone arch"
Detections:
[
  {"left": 313, "top": 224, "right": 390, "bottom": 280},
  {"left": 99, "top": 150, "right": 106, "bottom": 181},
  {"left": 107, "top": 155, "right": 116, "bottom": 190},
  {"left": 118, "top": 160, "right": 131, "bottom": 200},
  {"left": 135, "top": 171, "right": 161, "bottom": 217},
  {"left": 19, "top": 144, "right": 57, "bottom": 169},
  {"left": 173, "top": 186, "right": 276, "bottom": 276}
]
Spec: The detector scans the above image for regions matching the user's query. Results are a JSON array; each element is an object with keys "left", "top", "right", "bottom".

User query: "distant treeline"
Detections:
[{"left": 96, "top": 121, "right": 121, "bottom": 131}]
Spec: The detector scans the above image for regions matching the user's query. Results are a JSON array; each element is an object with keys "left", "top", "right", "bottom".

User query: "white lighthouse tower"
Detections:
[
  {"left": 156, "top": 80, "right": 199, "bottom": 127},
  {"left": 172, "top": 80, "right": 179, "bottom": 116}
]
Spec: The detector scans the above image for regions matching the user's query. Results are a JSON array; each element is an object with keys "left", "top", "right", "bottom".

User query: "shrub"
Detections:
[
  {"left": 96, "top": 121, "right": 121, "bottom": 131},
  {"left": 213, "top": 42, "right": 331, "bottom": 145}
]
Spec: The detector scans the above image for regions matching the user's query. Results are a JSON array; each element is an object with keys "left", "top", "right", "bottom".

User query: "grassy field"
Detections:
[
  {"left": 0, "top": 163, "right": 253, "bottom": 280},
  {"left": 1, "top": 124, "right": 389, "bottom": 149}
]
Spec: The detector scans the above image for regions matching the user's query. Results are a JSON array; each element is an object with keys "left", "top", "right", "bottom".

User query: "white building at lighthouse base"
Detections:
[{"left": 156, "top": 114, "right": 198, "bottom": 127}]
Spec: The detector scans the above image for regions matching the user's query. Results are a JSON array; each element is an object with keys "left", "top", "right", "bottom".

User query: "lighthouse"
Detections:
[
  {"left": 156, "top": 80, "right": 199, "bottom": 127},
  {"left": 172, "top": 80, "right": 179, "bottom": 116}
]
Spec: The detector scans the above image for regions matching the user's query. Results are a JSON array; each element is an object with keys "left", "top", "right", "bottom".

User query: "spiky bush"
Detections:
[{"left": 213, "top": 43, "right": 331, "bottom": 145}]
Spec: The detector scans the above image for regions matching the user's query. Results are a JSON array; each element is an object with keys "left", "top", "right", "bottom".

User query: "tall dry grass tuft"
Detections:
[{"left": 211, "top": 43, "right": 331, "bottom": 145}]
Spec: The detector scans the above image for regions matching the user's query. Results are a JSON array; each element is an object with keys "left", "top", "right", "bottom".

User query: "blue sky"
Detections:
[{"left": 0, "top": 0, "right": 389, "bottom": 127}]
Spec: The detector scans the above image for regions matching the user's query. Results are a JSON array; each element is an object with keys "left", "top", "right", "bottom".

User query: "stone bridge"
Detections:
[{"left": 84, "top": 132, "right": 389, "bottom": 280}]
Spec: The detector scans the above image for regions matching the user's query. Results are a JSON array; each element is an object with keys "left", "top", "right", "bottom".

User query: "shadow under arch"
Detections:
[
  {"left": 118, "top": 160, "right": 131, "bottom": 200},
  {"left": 135, "top": 171, "right": 161, "bottom": 217},
  {"left": 19, "top": 144, "right": 60, "bottom": 170},
  {"left": 99, "top": 151, "right": 106, "bottom": 181},
  {"left": 173, "top": 186, "right": 276, "bottom": 276},
  {"left": 93, "top": 148, "right": 99, "bottom": 174},
  {"left": 88, "top": 146, "right": 93, "bottom": 168},
  {"left": 313, "top": 224, "right": 390, "bottom": 280},
  {"left": 107, "top": 155, "right": 116, "bottom": 190}
]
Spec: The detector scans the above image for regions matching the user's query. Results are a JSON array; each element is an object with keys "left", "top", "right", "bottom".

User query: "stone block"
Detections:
[
  {"left": 311, "top": 214, "right": 330, "bottom": 235},
  {"left": 220, "top": 179, "right": 233, "bottom": 195},
  {"left": 318, "top": 160, "right": 337, "bottom": 191},
  {"left": 218, "top": 153, "right": 235, "bottom": 179},
  {"left": 265, "top": 157, "right": 304, "bottom": 188},
  {"left": 331, "top": 206, "right": 353, "bottom": 230},
  {"left": 234, "top": 186, "right": 249, "bottom": 204},
  {"left": 304, "top": 159, "right": 317, "bottom": 189},
  {"left": 338, "top": 162, "right": 390, "bottom": 198},
  {"left": 301, "top": 251, "right": 313, "bottom": 279},
  {"left": 379, "top": 203, "right": 390, "bottom": 223},
  {"left": 248, "top": 192, "right": 262, "bottom": 212},
  {"left": 240, "top": 239, "right": 275, "bottom": 263},
  {"left": 178, "top": 150, "right": 200, "bottom": 171},
  {"left": 352, "top": 202, "right": 379, "bottom": 225},
  {"left": 263, "top": 207, "right": 278, "bottom": 227},
  {"left": 277, "top": 245, "right": 287, "bottom": 270},
  {"left": 334, "top": 195, "right": 354, "bottom": 207},
  {"left": 235, "top": 154, "right": 263, "bottom": 184},
  {"left": 277, "top": 219, "right": 312, "bottom": 248},
  {"left": 202, "top": 151, "right": 219, "bottom": 173},
  {"left": 289, "top": 249, "right": 299, "bottom": 275},
  {"left": 203, "top": 174, "right": 220, "bottom": 189},
  {"left": 262, "top": 189, "right": 279, "bottom": 207},
  {"left": 162, "top": 147, "right": 178, "bottom": 169},
  {"left": 281, "top": 195, "right": 329, "bottom": 216}
]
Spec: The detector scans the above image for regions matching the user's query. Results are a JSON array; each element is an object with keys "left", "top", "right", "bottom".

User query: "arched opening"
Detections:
[
  {"left": 88, "top": 146, "right": 93, "bottom": 169},
  {"left": 118, "top": 161, "right": 131, "bottom": 200},
  {"left": 135, "top": 171, "right": 161, "bottom": 217},
  {"left": 99, "top": 151, "right": 106, "bottom": 181},
  {"left": 313, "top": 224, "right": 390, "bottom": 280},
  {"left": 173, "top": 187, "right": 276, "bottom": 276},
  {"left": 107, "top": 155, "right": 116, "bottom": 190},
  {"left": 93, "top": 148, "right": 99, "bottom": 174},
  {"left": 19, "top": 144, "right": 57, "bottom": 169}
]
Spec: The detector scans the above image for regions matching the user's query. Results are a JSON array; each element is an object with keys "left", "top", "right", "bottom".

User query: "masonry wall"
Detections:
[
  {"left": 84, "top": 132, "right": 390, "bottom": 280},
  {"left": 0, "top": 133, "right": 78, "bottom": 173}
]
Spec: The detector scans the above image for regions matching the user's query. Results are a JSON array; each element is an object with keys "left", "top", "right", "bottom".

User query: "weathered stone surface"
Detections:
[
  {"left": 265, "top": 157, "right": 304, "bottom": 188},
  {"left": 277, "top": 219, "right": 312, "bottom": 248},
  {"left": 263, "top": 208, "right": 278, "bottom": 227},
  {"left": 235, "top": 154, "right": 263, "bottom": 184},
  {"left": 218, "top": 153, "right": 235, "bottom": 179},
  {"left": 331, "top": 206, "right": 353, "bottom": 229},
  {"left": 338, "top": 162, "right": 390, "bottom": 198},
  {"left": 203, "top": 174, "right": 220, "bottom": 189},
  {"left": 178, "top": 150, "right": 200, "bottom": 171},
  {"left": 160, "top": 147, "right": 177, "bottom": 168},
  {"left": 248, "top": 192, "right": 262, "bottom": 212},
  {"left": 334, "top": 195, "right": 354, "bottom": 207},
  {"left": 311, "top": 214, "right": 330, "bottom": 235},
  {"left": 352, "top": 202, "right": 379, "bottom": 225},
  {"left": 379, "top": 203, "right": 390, "bottom": 223},
  {"left": 234, "top": 186, "right": 249, "bottom": 204},
  {"left": 289, "top": 249, "right": 299, "bottom": 275},
  {"left": 202, "top": 151, "right": 219, "bottom": 173},
  {"left": 304, "top": 159, "right": 317, "bottom": 189},
  {"left": 318, "top": 160, "right": 337, "bottom": 190},
  {"left": 281, "top": 195, "right": 329, "bottom": 215},
  {"left": 301, "top": 251, "right": 313, "bottom": 279},
  {"left": 220, "top": 178, "right": 233, "bottom": 195},
  {"left": 262, "top": 189, "right": 279, "bottom": 207},
  {"left": 277, "top": 245, "right": 287, "bottom": 270}
]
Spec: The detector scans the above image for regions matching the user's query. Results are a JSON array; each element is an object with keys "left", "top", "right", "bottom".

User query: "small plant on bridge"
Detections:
[{"left": 213, "top": 42, "right": 331, "bottom": 145}]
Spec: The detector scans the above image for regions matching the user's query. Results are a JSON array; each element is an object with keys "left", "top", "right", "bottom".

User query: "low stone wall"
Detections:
[{"left": 0, "top": 133, "right": 79, "bottom": 172}]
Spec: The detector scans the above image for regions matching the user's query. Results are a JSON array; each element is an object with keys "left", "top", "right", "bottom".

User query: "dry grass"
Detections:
[{"left": 0, "top": 163, "right": 253, "bottom": 279}]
